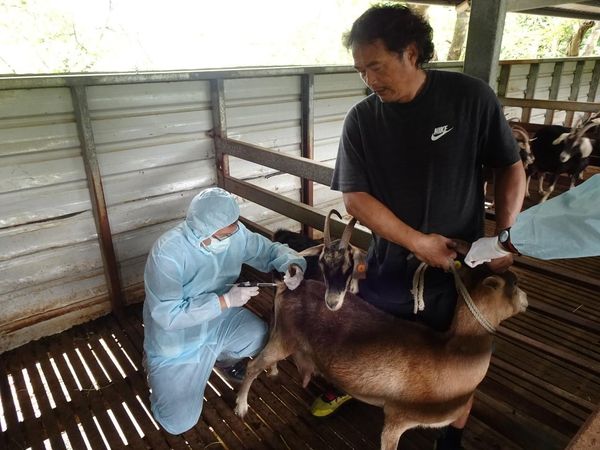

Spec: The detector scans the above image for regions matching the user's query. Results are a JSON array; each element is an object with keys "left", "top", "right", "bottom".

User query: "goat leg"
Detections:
[
  {"left": 525, "top": 174, "right": 532, "bottom": 198},
  {"left": 234, "top": 339, "right": 290, "bottom": 418},
  {"left": 540, "top": 174, "right": 558, "bottom": 203},
  {"left": 380, "top": 405, "right": 411, "bottom": 450},
  {"left": 537, "top": 172, "right": 546, "bottom": 195}
]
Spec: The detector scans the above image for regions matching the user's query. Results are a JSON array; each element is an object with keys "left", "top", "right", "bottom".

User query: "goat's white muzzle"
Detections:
[{"left": 325, "top": 290, "right": 346, "bottom": 311}]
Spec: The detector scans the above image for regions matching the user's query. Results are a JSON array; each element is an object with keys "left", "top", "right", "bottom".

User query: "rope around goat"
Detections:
[{"left": 410, "top": 259, "right": 496, "bottom": 334}]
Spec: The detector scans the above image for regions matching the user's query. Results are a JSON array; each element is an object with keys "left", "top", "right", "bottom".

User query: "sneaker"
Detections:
[
  {"left": 310, "top": 391, "right": 352, "bottom": 417},
  {"left": 215, "top": 360, "right": 246, "bottom": 384}
]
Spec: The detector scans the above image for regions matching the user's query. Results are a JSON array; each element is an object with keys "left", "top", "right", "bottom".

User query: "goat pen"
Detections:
[{"left": 1, "top": 60, "right": 600, "bottom": 449}]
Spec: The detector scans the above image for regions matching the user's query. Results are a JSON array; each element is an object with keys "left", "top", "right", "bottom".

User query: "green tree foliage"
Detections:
[
  {"left": 0, "top": 1, "right": 598, "bottom": 75},
  {"left": 501, "top": 14, "right": 597, "bottom": 59}
]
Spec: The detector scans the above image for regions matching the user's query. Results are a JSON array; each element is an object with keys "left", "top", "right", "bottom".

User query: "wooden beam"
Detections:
[
  {"left": 565, "top": 60, "right": 586, "bottom": 127},
  {"left": 223, "top": 175, "right": 372, "bottom": 250},
  {"left": 463, "top": 0, "right": 508, "bottom": 87},
  {"left": 522, "top": 7, "right": 600, "bottom": 21},
  {"left": 587, "top": 59, "right": 600, "bottom": 103},
  {"left": 499, "top": 97, "right": 600, "bottom": 113},
  {"left": 70, "top": 86, "right": 123, "bottom": 315},
  {"left": 544, "top": 61, "right": 564, "bottom": 124},
  {"left": 496, "top": 64, "right": 512, "bottom": 97},
  {"left": 521, "top": 63, "right": 540, "bottom": 123},
  {"left": 507, "top": 0, "right": 585, "bottom": 12},
  {"left": 300, "top": 74, "right": 315, "bottom": 238},
  {"left": 210, "top": 78, "right": 230, "bottom": 187},
  {"left": 215, "top": 137, "right": 333, "bottom": 187}
]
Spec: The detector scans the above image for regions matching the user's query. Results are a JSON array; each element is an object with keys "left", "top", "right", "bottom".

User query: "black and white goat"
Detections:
[
  {"left": 527, "top": 114, "right": 600, "bottom": 202},
  {"left": 236, "top": 212, "right": 528, "bottom": 450},
  {"left": 510, "top": 123, "right": 535, "bottom": 169}
]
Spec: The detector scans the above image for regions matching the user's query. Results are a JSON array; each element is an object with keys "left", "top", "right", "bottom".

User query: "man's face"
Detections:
[{"left": 352, "top": 39, "right": 419, "bottom": 103}]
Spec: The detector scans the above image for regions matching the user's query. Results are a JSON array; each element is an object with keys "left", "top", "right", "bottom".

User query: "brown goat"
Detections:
[{"left": 235, "top": 217, "right": 528, "bottom": 449}]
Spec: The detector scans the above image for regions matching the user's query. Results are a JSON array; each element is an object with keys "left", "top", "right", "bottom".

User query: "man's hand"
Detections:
[
  {"left": 284, "top": 264, "right": 304, "bottom": 290},
  {"left": 411, "top": 233, "right": 457, "bottom": 270},
  {"left": 223, "top": 285, "right": 260, "bottom": 308},
  {"left": 465, "top": 236, "right": 511, "bottom": 268}
]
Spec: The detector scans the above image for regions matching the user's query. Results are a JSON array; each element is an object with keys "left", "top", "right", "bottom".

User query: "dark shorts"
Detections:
[{"left": 358, "top": 266, "right": 457, "bottom": 332}]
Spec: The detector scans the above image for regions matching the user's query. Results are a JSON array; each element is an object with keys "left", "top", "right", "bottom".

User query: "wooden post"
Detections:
[
  {"left": 70, "top": 85, "right": 123, "bottom": 315},
  {"left": 497, "top": 64, "right": 511, "bottom": 97},
  {"left": 210, "top": 78, "right": 229, "bottom": 187},
  {"left": 300, "top": 74, "right": 315, "bottom": 238},
  {"left": 463, "top": 0, "right": 508, "bottom": 89},
  {"left": 565, "top": 60, "right": 585, "bottom": 127},
  {"left": 521, "top": 63, "right": 540, "bottom": 123},
  {"left": 544, "top": 61, "right": 564, "bottom": 125}
]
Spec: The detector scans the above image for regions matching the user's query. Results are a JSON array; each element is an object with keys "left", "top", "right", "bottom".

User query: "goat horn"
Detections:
[
  {"left": 339, "top": 217, "right": 357, "bottom": 249},
  {"left": 324, "top": 209, "right": 343, "bottom": 246},
  {"left": 576, "top": 120, "right": 600, "bottom": 139},
  {"left": 512, "top": 128, "right": 530, "bottom": 144}
]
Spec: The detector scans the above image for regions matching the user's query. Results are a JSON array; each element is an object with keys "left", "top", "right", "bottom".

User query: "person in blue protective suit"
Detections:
[
  {"left": 466, "top": 174, "right": 600, "bottom": 266},
  {"left": 143, "top": 187, "right": 306, "bottom": 435}
]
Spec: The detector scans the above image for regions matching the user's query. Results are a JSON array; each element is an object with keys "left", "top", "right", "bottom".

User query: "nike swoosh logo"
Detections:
[{"left": 431, "top": 127, "right": 453, "bottom": 141}]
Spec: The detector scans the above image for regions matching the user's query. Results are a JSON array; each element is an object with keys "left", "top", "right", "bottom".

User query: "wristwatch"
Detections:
[{"left": 498, "top": 228, "right": 519, "bottom": 254}]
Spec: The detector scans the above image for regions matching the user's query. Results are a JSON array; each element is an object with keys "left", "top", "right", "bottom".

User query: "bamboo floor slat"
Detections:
[{"left": 1, "top": 255, "right": 598, "bottom": 449}]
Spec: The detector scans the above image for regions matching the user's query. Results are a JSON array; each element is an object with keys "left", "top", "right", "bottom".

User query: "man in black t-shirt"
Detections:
[{"left": 312, "top": 5, "right": 526, "bottom": 450}]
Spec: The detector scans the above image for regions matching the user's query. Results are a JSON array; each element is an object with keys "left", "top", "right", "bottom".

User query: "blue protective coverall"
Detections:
[
  {"left": 512, "top": 174, "right": 600, "bottom": 259},
  {"left": 143, "top": 187, "right": 306, "bottom": 434}
]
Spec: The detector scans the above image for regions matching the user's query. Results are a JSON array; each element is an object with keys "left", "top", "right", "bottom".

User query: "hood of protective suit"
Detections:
[{"left": 185, "top": 187, "right": 240, "bottom": 241}]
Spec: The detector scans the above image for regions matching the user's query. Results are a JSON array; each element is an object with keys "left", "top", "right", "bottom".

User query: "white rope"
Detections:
[
  {"left": 411, "top": 262, "right": 427, "bottom": 314},
  {"left": 410, "top": 260, "right": 496, "bottom": 334},
  {"left": 449, "top": 262, "right": 496, "bottom": 334}
]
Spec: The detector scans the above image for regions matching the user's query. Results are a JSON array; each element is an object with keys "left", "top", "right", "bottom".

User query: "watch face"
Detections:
[{"left": 499, "top": 229, "right": 509, "bottom": 243}]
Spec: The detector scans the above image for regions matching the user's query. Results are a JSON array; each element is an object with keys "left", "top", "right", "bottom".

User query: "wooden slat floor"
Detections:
[
  {"left": 1, "top": 250, "right": 599, "bottom": 450},
  {"left": 2, "top": 168, "right": 599, "bottom": 449}
]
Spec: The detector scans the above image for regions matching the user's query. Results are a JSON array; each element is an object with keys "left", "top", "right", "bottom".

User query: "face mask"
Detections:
[{"left": 202, "top": 237, "right": 231, "bottom": 254}]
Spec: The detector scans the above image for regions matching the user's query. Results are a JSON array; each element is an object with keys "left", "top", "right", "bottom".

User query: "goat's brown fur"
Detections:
[{"left": 235, "top": 266, "right": 527, "bottom": 450}]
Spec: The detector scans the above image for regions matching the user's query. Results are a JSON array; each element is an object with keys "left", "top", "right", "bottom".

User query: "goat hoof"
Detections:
[{"left": 234, "top": 401, "right": 248, "bottom": 418}]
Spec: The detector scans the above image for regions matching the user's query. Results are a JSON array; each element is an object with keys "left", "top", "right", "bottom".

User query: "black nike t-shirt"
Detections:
[{"left": 331, "top": 69, "right": 520, "bottom": 316}]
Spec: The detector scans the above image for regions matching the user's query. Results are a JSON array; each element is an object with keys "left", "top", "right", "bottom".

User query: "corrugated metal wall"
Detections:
[
  {"left": 225, "top": 76, "right": 304, "bottom": 230},
  {"left": 1, "top": 57, "right": 598, "bottom": 352},
  {"left": 0, "top": 87, "right": 108, "bottom": 351},
  {"left": 87, "top": 81, "right": 216, "bottom": 302}
]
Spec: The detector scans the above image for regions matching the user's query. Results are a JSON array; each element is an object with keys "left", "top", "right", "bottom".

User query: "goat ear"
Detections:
[
  {"left": 482, "top": 275, "right": 503, "bottom": 290},
  {"left": 580, "top": 137, "right": 593, "bottom": 157},
  {"left": 299, "top": 244, "right": 324, "bottom": 257},
  {"left": 552, "top": 133, "right": 569, "bottom": 145},
  {"left": 351, "top": 246, "right": 367, "bottom": 280}
]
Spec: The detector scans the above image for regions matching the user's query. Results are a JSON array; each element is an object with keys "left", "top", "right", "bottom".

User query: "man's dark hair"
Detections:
[{"left": 343, "top": 3, "right": 434, "bottom": 66}]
